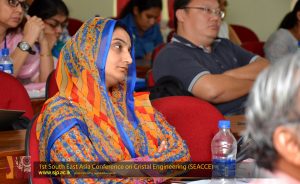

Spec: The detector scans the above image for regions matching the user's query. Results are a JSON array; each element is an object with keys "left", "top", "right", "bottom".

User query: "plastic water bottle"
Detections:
[
  {"left": 211, "top": 120, "right": 237, "bottom": 183},
  {"left": 0, "top": 48, "right": 13, "bottom": 74}
]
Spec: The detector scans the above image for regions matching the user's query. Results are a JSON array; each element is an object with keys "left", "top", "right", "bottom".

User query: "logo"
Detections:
[{"left": 6, "top": 156, "right": 31, "bottom": 179}]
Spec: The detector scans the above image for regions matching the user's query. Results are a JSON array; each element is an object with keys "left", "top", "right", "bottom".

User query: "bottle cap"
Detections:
[
  {"left": 1, "top": 48, "right": 9, "bottom": 56},
  {"left": 218, "top": 120, "right": 230, "bottom": 128}
]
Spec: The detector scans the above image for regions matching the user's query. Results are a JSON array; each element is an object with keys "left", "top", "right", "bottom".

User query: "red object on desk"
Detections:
[{"left": 0, "top": 71, "right": 33, "bottom": 119}]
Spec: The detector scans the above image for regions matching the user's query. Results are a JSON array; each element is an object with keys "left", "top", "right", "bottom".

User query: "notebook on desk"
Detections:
[{"left": 0, "top": 109, "right": 25, "bottom": 131}]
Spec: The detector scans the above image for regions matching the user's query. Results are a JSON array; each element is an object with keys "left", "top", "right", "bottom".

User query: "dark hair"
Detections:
[
  {"left": 27, "top": 0, "right": 69, "bottom": 20},
  {"left": 279, "top": 0, "right": 300, "bottom": 29},
  {"left": 118, "top": 0, "right": 162, "bottom": 19},
  {"left": 174, "top": 0, "right": 191, "bottom": 30}
]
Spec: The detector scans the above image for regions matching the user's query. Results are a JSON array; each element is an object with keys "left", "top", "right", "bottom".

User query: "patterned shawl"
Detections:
[{"left": 36, "top": 17, "right": 183, "bottom": 164}]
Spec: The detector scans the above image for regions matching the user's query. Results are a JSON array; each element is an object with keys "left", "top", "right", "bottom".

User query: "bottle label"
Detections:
[
  {"left": 212, "top": 159, "right": 236, "bottom": 178},
  {"left": 0, "top": 63, "right": 13, "bottom": 74}
]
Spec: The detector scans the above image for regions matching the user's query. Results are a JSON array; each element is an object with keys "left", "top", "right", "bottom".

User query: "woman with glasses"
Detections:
[
  {"left": 28, "top": 0, "right": 70, "bottom": 63},
  {"left": 0, "top": 0, "right": 54, "bottom": 84}
]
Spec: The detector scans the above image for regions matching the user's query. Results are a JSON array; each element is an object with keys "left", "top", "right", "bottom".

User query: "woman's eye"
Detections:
[{"left": 114, "top": 44, "right": 122, "bottom": 49}]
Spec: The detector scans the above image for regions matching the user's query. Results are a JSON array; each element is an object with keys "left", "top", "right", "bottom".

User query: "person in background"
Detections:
[
  {"left": 119, "top": 0, "right": 163, "bottom": 64},
  {"left": 217, "top": 0, "right": 241, "bottom": 45},
  {"left": 153, "top": 0, "right": 269, "bottom": 115},
  {"left": 245, "top": 53, "right": 300, "bottom": 184},
  {"left": 264, "top": 0, "right": 300, "bottom": 63},
  {"left": 36, "top": 17, "right": 190, "bottom": 183},
  {"left": 28, "top": 0, "right": 70, "bottom": 62},
  {"left": 0, "top": 0, "right": 54, "bottom": 84}
]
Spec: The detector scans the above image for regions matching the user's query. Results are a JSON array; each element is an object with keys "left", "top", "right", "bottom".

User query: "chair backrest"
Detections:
[
  {"left": 67, "top": 18, "right": 83, "bottom": 36},
  {"left": 0, "top": 71, "right": 33, "bottom": 119},
  {"left": 117, "top": 0, "right": 130, "bottom": 18},
  {"left": 45, "top": 70, "right": 58, "bottom": 99},
  {"left": 151, "top": 96, "right": 224, "bottom": 162},
  {"left": 25, "top": 114, "right": 51, "bottom": 184},
  {"left": 168, "top": 0, "right": 175, "bottom": 29},
  {"left": 146, "top": 69, "right": 155, "bottom": 88},
  {"left": 241, "top": 41, "right": 265, "bottom": 57},
  {"left": 231, "top": 24, "right": 260, "bottom": 43},
  {"left": 151, "top": 43, "right": 166, "bottom": 66}
]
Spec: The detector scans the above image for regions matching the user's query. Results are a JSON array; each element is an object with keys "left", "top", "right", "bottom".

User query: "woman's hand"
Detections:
[
  {"left": 23, "top": 15, "right": 45, "bottom": 46},
  {"left": 157, "top": 140, "right": 167, "bottom": 153},
  {"left": 44, "top": 32, "right": 58, "bottom": 50}
]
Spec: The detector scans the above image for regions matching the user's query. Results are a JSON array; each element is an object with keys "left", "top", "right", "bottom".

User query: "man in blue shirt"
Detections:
[
  {"left": 119, "top": 0, "right": 163, "bottom": 63},
  {"left": 153, "top": 0, "right": 269, "bottom": 115}
]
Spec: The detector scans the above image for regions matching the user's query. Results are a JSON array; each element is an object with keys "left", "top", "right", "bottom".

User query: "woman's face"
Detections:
[
  {"left": 0, "top": 0, "right": 25, "bottom": 30},
  {"left": 133, "top": 7, "right": 161, "bottom": 32},
  {"left": 105, "top": 27, "right": 133, "bottom": 88},
  {"left": 44, "top": 14, "right": 68, "bottom": 40}
]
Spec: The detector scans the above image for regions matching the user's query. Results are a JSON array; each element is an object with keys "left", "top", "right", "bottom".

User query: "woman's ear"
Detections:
[
  {"left": 133, "top": 6, "right": 139, "bottom": 16},
  {"left": 273, "top": 126, "right": 300, "bottom": 166},
  {"left": 297, "top": 11, "right": 300, "bottom": 21}
]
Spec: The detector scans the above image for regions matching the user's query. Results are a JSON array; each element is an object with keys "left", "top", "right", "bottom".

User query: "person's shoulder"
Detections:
[
  {"left": 6, "top": 31, "right": 23, "bottom": 46},
  {"left": 154, "top": 42, "right": 186, "bottom": 62},
  {"left": 266, "top": 28, "right": 294, "bottom": 45},
  {"left": 42, "top": 96, "right": 83, "bottom": 119}
]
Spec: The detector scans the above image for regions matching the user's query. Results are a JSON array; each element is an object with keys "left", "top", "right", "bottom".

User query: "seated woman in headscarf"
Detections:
[{"left": 36, "top": 17, "right": 190, "bottom": 183}]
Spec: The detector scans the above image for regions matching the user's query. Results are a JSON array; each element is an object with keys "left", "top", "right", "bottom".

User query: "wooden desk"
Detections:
[
  {"left": 0, "top": 130, "right": 27, "bottom": 183},
  {"left": 0, "top": 130, "right": 26, "bottom": 157}
]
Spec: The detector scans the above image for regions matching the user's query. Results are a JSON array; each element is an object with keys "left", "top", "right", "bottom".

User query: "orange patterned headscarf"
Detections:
[{"left": 36, "top": 17, "right": 159, "bottom": 162}]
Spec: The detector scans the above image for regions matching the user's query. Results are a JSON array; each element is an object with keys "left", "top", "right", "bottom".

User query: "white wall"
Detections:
[
  {"left": 63, "top": 0, "right": 115, "bottom": 21},
  {"left": 226, "top": 0, "right": 292, "bottom": 41},
  {"left": 63, "top": 0, "right": 293, "bottom": 41}
]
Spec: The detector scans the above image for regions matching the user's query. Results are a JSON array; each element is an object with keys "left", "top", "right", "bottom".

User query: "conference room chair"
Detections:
[
  {"left": 146, "top": 69, "right": 155, "bottom": 89},
  {"left": 25, "top": 114, "right": 51, "bottom": 184},
  {"left": 231, "top": 24, "right": 260, "bottom": 43},
  {"left": 45, "top": 70, "right": 58, "bottom": 99},
  {"left": 241, "top": 41, "right": 265, "bottom": 57},
  {"left": 67, "top": 18, "right": 84, "bottom": 36},
  {"left": 151, "top": 96, "right": 224, "bottom": 162},
  {"left": 0, "top": 71, "right": 34, "bottom": 120}
]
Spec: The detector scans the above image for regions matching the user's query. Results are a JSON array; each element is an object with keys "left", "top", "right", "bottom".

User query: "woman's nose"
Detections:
[
  {"left": 125, "top": 52, "right": 132, "bottom": 64},
  {"left": 56, "top": 25, "right": 63, "bottom": 34},
  {"left": 16, "top": 3, "right": 23, "bottom": 13},
  {"left": 149, "top": 18, "right": 156, "bottom": 26}
]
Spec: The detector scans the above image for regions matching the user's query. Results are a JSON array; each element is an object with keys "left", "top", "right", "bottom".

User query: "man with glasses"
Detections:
[{"left": 153, "top": 0, "right": 269, "bottom": 115}]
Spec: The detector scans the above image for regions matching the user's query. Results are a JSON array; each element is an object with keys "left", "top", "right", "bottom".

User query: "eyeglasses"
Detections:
[
  {"left": 45, "top": 19, "right": 68, "bottom": 30},
  {"left": 183, "top": 6, "right": 225, "bottom": 19},
  {"left": 7, "top": 0, "right": 29, "bottom": 11}
]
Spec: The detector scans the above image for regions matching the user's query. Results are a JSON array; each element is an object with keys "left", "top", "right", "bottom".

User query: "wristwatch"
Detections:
[{"left": 17, "top": 41, "right": 36, "bottom": 55}]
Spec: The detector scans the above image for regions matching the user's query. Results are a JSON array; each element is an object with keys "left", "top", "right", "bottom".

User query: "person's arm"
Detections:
[
  {"left": 149, "top": 111, "right": 190, "bottom": 163},
  {"left": 228, "top": 25, "right": 241, "bottom": 45},
  {"left": 50, "top": 126, "right": 148, "bottom": 183},
  {"left": 37, "top": 32, "right": 54, "bottom": 82},
  {"left": 10, "top": 16, "right": 44, "bottom": 77},
  {"left": 191, "top": 73, "right": 253, "bottom": 104},
  {"left": 223, "top": 57, "right": 269, "bottom": 81}
]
